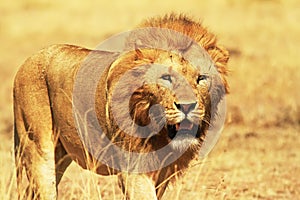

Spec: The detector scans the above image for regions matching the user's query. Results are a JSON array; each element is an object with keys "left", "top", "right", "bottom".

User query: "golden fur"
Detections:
[{"left": 13, "top": 14, "right": 229, "bottom": 200}]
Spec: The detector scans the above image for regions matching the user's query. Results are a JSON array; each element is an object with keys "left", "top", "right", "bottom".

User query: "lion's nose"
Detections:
[{"left": 174, "top": 102, "right": 197, "bottom": 114}]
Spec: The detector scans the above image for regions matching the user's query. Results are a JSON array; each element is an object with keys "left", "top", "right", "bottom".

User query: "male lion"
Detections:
[{"left": 13, "top": 14, "right": 229, "bottom": 200}]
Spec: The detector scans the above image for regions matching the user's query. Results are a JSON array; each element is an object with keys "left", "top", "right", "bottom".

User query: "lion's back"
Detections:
[{"left": 13, "top": 44, "right": 91, "bottom": 145}]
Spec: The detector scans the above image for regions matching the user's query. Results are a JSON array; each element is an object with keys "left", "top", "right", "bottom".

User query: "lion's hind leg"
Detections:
[
  {"left": 13, "top": 60, "right": 58, "bottom": 199},
  {"left": 14, "top": 103, "right": 57, "bottom": 200}
]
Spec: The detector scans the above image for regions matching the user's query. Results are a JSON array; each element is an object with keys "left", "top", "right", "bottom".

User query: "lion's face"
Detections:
[
  {"left": 108, "top": 49, "right": 215, "bottom": 152},
  {"left": 142, "top": 52, "right": 210, "bottom": 151}
]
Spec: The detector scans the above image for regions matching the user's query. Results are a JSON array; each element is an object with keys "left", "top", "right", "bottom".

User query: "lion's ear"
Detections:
[
  {"left": 208, "top": 46, "right": 230, "bottom": 94},
  {"left": 134, "top": 41, "right": 144, "bottom": 60},
  {"left": 134, "top": 48, "right": 144, "bottom": 60}
]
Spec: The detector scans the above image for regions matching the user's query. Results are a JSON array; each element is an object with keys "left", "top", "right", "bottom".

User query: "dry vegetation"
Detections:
[{"left": 1, "top": 0, "right": 299, "bottom": 199}]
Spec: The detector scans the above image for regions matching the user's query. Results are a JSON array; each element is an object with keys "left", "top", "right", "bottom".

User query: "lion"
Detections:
[{"left": 13, "top": 14, "right": 229, "bottom": 200}]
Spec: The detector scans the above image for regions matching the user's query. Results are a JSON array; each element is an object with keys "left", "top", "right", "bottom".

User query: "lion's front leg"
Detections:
[{"left": 118, "top": 173, "right": 157, "bottom": 200}]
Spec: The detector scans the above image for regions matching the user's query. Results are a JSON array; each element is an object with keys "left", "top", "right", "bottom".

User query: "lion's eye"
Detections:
[
  {"left": 161, "top": 74, "right": 172, "bottom": 83},
  {"left": 197, "top": 75, "right": 208, "bottom": 84}
]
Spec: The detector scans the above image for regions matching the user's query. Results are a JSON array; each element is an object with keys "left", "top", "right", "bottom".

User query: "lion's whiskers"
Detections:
[{"left": 202, "top": 118, "right": 211, "bottom": 127}]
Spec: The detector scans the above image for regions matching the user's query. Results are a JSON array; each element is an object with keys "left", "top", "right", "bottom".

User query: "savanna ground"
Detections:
[{"left": 0, "top": 0, "right": 300, "bottom": 199}]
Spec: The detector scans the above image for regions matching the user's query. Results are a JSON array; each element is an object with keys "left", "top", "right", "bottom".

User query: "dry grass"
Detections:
[{"left": 1, "top": 0, "right": 299, "bottom": 199}]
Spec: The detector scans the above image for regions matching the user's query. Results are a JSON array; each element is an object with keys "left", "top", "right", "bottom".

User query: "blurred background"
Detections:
[{"left": 0, "top": 0, "right": 299, "bottom": 199}]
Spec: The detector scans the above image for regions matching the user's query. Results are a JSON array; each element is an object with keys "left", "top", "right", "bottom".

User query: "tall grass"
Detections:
[{"left": 1, "top": 0, "right": 300, "bottom": 199}]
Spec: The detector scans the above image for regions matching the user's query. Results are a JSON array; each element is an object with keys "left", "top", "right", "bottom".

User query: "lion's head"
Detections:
[
  {"left": 88, "top": 14, "right": 229, "bottom": 171},
  {"left": 106, "top": 49, "right": 225, "bottom": 156}
]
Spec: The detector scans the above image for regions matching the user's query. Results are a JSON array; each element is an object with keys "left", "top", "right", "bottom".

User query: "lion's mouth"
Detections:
[{"left": 167, "top": 119, "right": 200, "bottom": 139}]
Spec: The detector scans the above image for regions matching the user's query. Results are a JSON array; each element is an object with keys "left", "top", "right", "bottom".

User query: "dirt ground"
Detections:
[{"left": 0, "top": 0, "right": 299, "bottom": 199}]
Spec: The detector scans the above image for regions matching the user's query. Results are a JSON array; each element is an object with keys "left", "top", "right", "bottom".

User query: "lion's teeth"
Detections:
[{"left": 175, "top": 124, "right": 180, "bottom": 131}]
